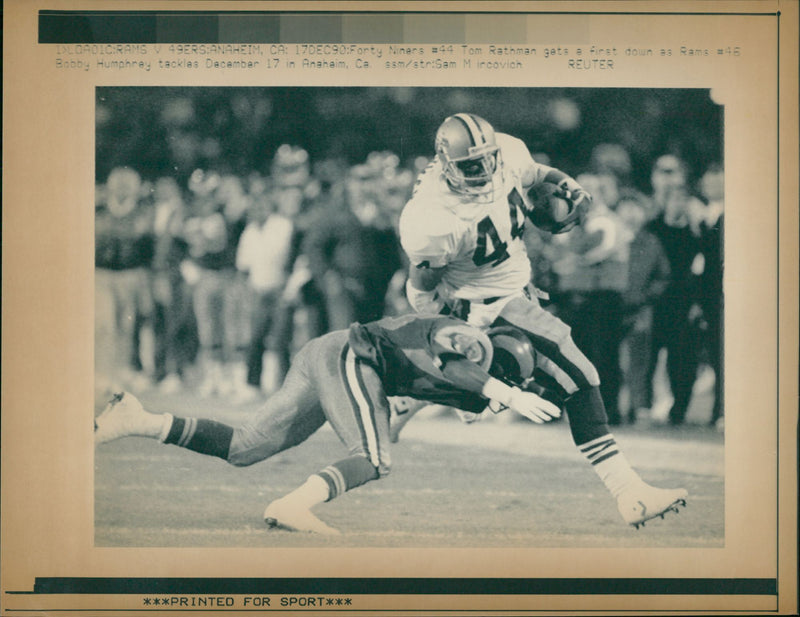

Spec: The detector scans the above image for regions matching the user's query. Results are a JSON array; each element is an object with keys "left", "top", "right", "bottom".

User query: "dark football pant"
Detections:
[
  {"left": 493, "top": 296, "right": 609, "bottom": 446},
  {"left": 496, "top": 296, "right": 600, "bottom": 393},
  {"left": 227, "top": 330, "right": 392, "bottom": 483}
]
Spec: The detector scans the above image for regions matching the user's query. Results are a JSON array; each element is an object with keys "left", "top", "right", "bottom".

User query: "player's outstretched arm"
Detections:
[
  {"left": 483, "top": 378, "right": 562, "bottom": 424},
  {"left": 438, "top": 354, "right": 561, "bottom": 424},
  {"left": 521, "top": 162, "right": 587, "bottom": 199},
  {"left": 521, "top": 165, "right": 592, "bottom": 234}
]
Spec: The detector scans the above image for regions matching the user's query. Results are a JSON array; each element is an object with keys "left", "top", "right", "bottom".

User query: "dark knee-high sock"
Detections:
[
  {"left": 162, "top": 416, "right": 234, "bottom": 460},
  {"left": 566, "top": 387, "right": 641, "bottom": 497},
  {"left": 317, "top": 455, "right": 380, "bottom": 502},
  {"left": 565, "top": 386, "right": 610, "bottom": 445},
  {"left": 281, "top": 456, "right": 380, "bottom": 510}
]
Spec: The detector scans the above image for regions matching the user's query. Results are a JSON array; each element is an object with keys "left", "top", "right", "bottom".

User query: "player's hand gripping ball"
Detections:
[{"left": 526, "top": 182, "right": 589, "bottom": 234}]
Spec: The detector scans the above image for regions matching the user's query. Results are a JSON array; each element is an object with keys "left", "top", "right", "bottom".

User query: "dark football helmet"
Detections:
[{"left": 487, "top": 326, "right": 536, "bottom": 385}]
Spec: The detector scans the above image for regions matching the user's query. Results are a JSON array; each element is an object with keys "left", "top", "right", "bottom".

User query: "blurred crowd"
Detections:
[{"left": 95, "top": 141, "right": 723, "bottom": 428}]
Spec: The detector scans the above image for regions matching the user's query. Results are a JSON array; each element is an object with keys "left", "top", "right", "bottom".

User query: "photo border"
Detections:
[{"left": 2, "top": 2, "right": 797, "bottom": 615}]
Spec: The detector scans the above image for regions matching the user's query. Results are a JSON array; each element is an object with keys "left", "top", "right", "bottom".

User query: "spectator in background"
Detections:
[
  {"left": 95, "top": 167, "right": 156, "bottom": 393},
  {"left": 235, "top": 183, "right": 295, "bottom": 401},
  {"left": 264, "top": 146, "right": 329, "bottom": 386},
  {"left": 550, "top": 172, "right": 631, "bottom": 424},
  {"left": 218, "top": 174, "right": 254, "bottom": 397},
  {"left": 615, "top": 189, "right": 671, "bottom": 423},
  {"left": 589, "top": 143, "right": 633, "bottom": 190},
  {"left": 649, "top": 154, "right": 706, "bottom": 225},
  {"left": 697, "top": 163, "right": 724, "bottom": 428},
  {"left": 302, "top": 155, "right": 404, "bottom": 332},
  {"left": 646, "top": 154, "right": 708, "bottom": 425},
  {"left": 181, "top": 169, "right": 247, "bottom": 398},
  {"left": 381, "top": 164, "right": 416, "bottom": 317},
  {"left": 380, "top": 158, "right": 417, "bottom": 230},
  {"left": 150, "top": 176, "right": 196, "bottom": 393},
  {"left": 366, "top": 152, "right": 416, "bottom": 317}
]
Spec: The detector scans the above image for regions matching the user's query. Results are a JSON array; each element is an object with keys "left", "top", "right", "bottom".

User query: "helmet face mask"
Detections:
[
  {"left": 452, "top": 148, "right": 498, "bottom": 187},
  {"left": 436, "top": 113, "right": 500, "bottom": 197}
]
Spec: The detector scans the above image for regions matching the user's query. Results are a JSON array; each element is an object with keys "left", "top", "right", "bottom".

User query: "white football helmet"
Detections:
[{"left": 435, "top": 113, "right": 500, "bottom": 196}]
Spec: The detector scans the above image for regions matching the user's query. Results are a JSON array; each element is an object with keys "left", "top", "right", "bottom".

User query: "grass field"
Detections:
[{"left": 95, "top": 388, "right": 724, "bottom": 549}]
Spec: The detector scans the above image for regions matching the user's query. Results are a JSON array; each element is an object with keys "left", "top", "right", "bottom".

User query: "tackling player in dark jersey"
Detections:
[{"left": 95, "top": 315, "right": 560, "bottom": 535}]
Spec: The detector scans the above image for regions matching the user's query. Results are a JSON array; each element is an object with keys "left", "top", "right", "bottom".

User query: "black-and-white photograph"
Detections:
[{"left": 93, "top": 86, "right": 725, "bottom": 548}]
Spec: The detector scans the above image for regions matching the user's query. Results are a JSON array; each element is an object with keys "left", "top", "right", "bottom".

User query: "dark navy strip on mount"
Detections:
[{"left": 23, "top": 577, "right": 777, "bottom": 595}]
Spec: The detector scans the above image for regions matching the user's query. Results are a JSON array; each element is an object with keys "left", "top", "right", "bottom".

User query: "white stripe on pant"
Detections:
[{"left": 344, "top": 347, "right": 381, "bottom": 469}]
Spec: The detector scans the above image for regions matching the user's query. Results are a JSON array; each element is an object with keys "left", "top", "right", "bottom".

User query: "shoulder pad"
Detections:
[
  {"left": 497, "top": 133, "right": 536, "bottom": 176},
  {"left": 399, "top": 201, "right": 460, "bottom": 267}
]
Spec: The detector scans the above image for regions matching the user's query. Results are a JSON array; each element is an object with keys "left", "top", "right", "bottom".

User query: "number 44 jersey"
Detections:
[{"left": 399, "top": 133, "right": 550, "bottom": 303}]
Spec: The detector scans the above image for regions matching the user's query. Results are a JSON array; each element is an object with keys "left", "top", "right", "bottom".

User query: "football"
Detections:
[{"left": 525, "top": 182, "right": 573, "bottom": 232}]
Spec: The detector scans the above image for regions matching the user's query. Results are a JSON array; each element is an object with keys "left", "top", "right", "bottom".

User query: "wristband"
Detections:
[
  {"left": 481, "top": 377, "right": 516, "bottom": 407},
  {"left": 405, "top": 279, "right": 444, "bottom": 314},
  {"left": 558, "top": 177, "right": 582, "bottom": 195}
]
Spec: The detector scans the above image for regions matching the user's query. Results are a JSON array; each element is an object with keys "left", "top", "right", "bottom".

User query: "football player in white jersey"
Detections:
[{"left": 396, "top": 113, "right": 687, "bottom": 529}]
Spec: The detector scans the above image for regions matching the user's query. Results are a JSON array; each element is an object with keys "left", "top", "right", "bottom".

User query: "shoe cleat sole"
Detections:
[
  {"left": 264, "top": 516, "right": 295, "bottom": 532},
  {"left": 263, "top": 505, "right": 341, "bottom": 536},
  {"left": 631, "top": 498, "right": 687, "bottom": 529},
  {"left": 264, "top": 515, "right": 341, "bottom": 536}
]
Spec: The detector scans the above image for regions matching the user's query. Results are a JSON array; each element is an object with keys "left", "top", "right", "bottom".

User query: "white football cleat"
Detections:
[
  {"left": 264, "top": 498, "right": 341, "bottom": 536},
  {"left": 94, "top": 391, "right": 150, "bottom": 444},
  {"left": 617, "top": 483, "right": 688, "bottom": 529}
]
